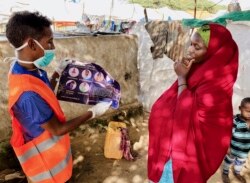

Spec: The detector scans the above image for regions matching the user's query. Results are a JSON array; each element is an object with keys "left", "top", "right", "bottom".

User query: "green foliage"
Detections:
[{"left": 129, "top": 0, "right": 226, "bottom": 13}]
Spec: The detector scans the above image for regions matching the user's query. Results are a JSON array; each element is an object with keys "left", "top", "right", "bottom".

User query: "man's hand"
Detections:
[
  {"left": 88, "top": 101, "right": 112, "bottom": 119},
  {"left": 55, "top": 58, "right": 73, "bottom": 75}
]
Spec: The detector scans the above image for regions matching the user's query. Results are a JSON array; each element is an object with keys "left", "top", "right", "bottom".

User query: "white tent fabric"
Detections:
[
  {"left": 29, "top": 0, "right": 83, "bottom": 21},
  {"left": 111, "top": 3, "right": 145, "bottom": 20},
  {"left": 158, "top": 7, "right": 193, "bottom": 20},
  {"left": 130, "top": 22, "right": 176, "bottom": 111},
  {"left": 0, "top": 0, "right": 31, "bottom": 22},
  {"left": 227, "top": 22, "right": 250, "bottom": 114},
  {"left": 83, "top": 0, "right": 192, "bottom": 21},
  {"left": 0, "top": 0, "right": 83, "bottom": 22},
  {"left": 0, "top": 0, "right": 193, "bottom": 22}
]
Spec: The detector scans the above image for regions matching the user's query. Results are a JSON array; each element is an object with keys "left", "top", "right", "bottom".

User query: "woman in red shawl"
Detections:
[{"left": 148, "top": 23, "right": 238, "bottom": 183}]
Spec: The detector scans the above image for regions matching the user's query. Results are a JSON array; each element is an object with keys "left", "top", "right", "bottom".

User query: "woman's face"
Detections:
[{"left": 187, "top": 32, "right": 207, "bottom": 63}]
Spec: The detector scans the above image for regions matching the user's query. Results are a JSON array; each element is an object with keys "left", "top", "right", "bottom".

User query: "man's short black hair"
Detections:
[
  {"left": 240, "top": 97, "right": 250, "bottom": 107},
  {"left": 6, "top": 11, "right": 52, "bottom": 48}
]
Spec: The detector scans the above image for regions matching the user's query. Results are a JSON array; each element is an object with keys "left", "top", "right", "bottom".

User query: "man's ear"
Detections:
[{"left": 27, "top": 39, "right": 36, "bottom": 51}]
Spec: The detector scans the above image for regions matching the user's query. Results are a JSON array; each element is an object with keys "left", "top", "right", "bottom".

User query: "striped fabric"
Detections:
[
  {"left": 231, "top": 115, "right": 250, "bottom": 159},
  {"left": 222, "top": 154, "right": 246, "bottom": 175}
]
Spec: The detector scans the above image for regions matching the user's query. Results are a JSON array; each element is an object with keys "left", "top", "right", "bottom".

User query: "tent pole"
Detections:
[
  {"left": 144, "top": 8, "right": 149, "bottom": 23},
  {"left": 194, "top": 0, "right": 197, "bottom": 19}
]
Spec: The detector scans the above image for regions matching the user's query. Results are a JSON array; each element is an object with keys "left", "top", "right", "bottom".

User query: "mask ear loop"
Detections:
[
  {"left": 15, "top": 42, "right": 28, "bottom": 51},
  {"left": 4, "top": 42, "right": 29, "bottom": 63},
  {"left": 5, "top": 42, "right": 30, "bottom": 75},
  {"left": 33, "top": 40, "right": 45, "bottom": 51}
]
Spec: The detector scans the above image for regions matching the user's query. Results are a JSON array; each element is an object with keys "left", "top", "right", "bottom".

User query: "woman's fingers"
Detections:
[
  {"left": 174, "top": 59, "right": 194, "bottom": 70},
  {"left": 182, "top": 59, "right": 189, "bottom": 66},
  {"left": 181, "top": 58, "right": 195, "bottom": 68},
  {"left": 186, "top": 59, "right": 195, "bottom": 68}
]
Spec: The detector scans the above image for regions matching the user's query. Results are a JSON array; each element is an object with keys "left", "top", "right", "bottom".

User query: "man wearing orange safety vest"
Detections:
[{"left": 6, "top": 11, "right": 111, "bottom": 183}]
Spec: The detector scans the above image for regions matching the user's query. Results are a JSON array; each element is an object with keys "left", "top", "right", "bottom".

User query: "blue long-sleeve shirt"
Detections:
[{"left": 11, "top": 61, "right": 54, "bottom": 142}]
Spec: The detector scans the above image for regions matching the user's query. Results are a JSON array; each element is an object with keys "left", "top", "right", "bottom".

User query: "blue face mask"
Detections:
[{"left": 16, "top": 40, "right": 55, "bottom": 69}]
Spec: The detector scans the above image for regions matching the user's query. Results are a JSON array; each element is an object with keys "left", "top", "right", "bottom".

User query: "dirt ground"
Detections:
[
  {"left": 1, "top": 112, "right": 249, "bottom": 183},
  {"left": 69, "top": 112, "right": 250, "bottom": 183}
]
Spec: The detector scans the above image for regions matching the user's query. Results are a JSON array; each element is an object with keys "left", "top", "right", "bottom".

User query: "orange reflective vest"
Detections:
[{"left": 8, "top": 74, "right": 72, "bottom": 183}]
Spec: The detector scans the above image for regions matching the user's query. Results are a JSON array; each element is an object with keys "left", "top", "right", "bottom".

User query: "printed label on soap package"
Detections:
[{"left": 56, "top": 61, "right": 120, "bottom": 109}]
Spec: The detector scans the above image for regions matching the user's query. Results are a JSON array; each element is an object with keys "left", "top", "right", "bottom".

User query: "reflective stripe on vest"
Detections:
[
  {"left": 14, "top": 130, "right": 72, "bottom": 183},
  {"left": 17, "top": 135, "right": 62, "bottom": 164},
  {"left": 30, "top": 148, "right": 71, "bottom": 182}
]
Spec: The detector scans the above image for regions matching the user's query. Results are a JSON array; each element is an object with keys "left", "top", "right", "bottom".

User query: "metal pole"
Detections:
[{"left": 194, "top": 0, "right": 197, "bottom": 19}]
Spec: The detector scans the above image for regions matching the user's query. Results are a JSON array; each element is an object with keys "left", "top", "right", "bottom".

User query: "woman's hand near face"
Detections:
[
  {"left": 174, "top": 58, "right": 194, "bottom": 96},
  {"left": 174, "top": 58, "right": 194, "bottom": 78}
]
